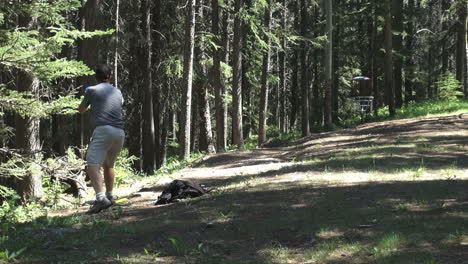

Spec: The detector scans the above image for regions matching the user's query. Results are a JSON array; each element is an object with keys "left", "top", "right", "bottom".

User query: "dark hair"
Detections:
[{"left": 95, "top": 64, "right": 112, "bottom": 82}]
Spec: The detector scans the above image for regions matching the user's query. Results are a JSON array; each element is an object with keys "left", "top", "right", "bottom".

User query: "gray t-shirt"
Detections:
[{"left": 80, "top": 83, "right": 124, "bottom": 130}]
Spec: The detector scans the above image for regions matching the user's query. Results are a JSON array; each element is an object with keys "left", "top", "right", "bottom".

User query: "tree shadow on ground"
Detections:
[
  {"left": 192, "top": 149, "right": 285, "bottom": 169},
  {"left": 19, "top": 179, "right": 468, "bottom": 264},
  {"left": 14, "top": 115, "right": 468, "bottom": 263},
  {"left": 193, "top": 115, "right": 468, "bottom": 172}
]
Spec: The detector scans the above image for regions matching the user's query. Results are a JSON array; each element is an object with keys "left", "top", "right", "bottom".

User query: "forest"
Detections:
[
  {"left": 0, "top": 0, "right": 467, "bottom": 220},
  {"left": 0, "top": 0, "right": 468, "bottom": 262}
]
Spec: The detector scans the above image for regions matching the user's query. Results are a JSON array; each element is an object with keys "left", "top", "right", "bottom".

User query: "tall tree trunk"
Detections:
[
  {"left": 180, "top": 0, "right": 197, "bottom": 160},
  {"left": 279, "top": 0, "right": 287, "bottom": 133},
  {"left": 242, "top": 2, "right": 252, "bottom": 139},
  {"left": 372, "top": 2, "right": 379, "bottom": 114},
  {"left": 221, "top": 0, "right": 230, "bottom": 147},
  {"left": 324, "top": 0, "right": 333, "bottom": 129},
  {"left": 384, "top": 0, "right": 395, "bottom": 116},
  {"left": 258, "top": 0, "right": 272, "bottom": 145},
  {"left": 15, "top": 72, "right": 43, "bottom": 200},
  {"left": 426, "top": 0, "right": 436, "bottom": 99},
  {"left": 332, "top": 3, "right": 340, "bottom": 123},
  {"left": 290, "top": 1, "right": 300, "bottom": 130},
  {"left": 312, "top": 51, "right": 320, "bottom": 126},
  {"left": 141, "top": 0, "right": 155, "bottom": 173},
  {"left": 456, "top": 0, "right": 467, "bottom": 96},
  {"left": 300, "top": 0, "right": 310, "bottom": 136},
  {"left": 232, "top": 0, "right": 245, "bottom": 149},
  {"left": 197, "top": 2, "right": 216, "bottom": 154},
  {"left": 427, "top": 42, "right": 435, "bottom": 99},
  {"left": 290, "top": 50, "right": 299, "bottom": 130},
  {"left": 78, "top": 0, "right": 100, "bottom": 147},
  {"left": 142, "top": 0, "right": 156, "bottom": 173},
  {"left": 127, "top": 0, "right": 142, "bottom": 171},
  {"left": 393, "top": 0, "right": 403, "bottom": 108},
  {"left": 274, "top": 52, "right": 280, "bottom": 129},
  {"left": 242, "top": 69, "right": 252, "bottom": 139},
  {"left": 441, "top": 0, "right": 451, "bottom": 74},
  {"left": 114, "top": 0, "right": 120, "bottom": 88},
  {"left": 159, "top": 112, "right": 169, "bottom": 167},
  {"left": 15, "top": 15, "right": 43, "bottom": 200},
  {"left": 172, "top": 112, "right": 178, "bottom": 142},
  {"left": 197, "top": 78, "right": 215, "bottom": 154},
  {"left": 404, "top": 0, "right": 415, "bottom": 104},
  {"left": 190, "top": 83, "right": 199, "bottom": 153},
  {"left": 152, "top": 0, "right": 162, "bottom": 168},
  {"left": 211, "top": 0, "right": 226, "bottom": 152},
  {"left": 308, "top": 53, "right": 314, "bottom": 127}
]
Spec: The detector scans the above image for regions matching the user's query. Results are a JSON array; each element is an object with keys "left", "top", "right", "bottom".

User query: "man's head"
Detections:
[{"left": 95, "top": 64, "right": 112, "bottom": 83}]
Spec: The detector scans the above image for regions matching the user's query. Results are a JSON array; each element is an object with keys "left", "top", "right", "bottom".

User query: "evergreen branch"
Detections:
[{"left": 0, "top": 32, "right": 21, "bottom": 63}]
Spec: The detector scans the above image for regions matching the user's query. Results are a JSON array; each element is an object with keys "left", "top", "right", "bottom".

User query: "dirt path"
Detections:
[
  {"left": 37, "top": 114, "right": 468, "bottom": 263},
  {"left": 125, "top": 114, "right": 468, "bottom": 206}
]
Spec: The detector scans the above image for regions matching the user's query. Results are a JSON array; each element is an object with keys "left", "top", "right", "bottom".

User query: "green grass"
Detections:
[
  {"left": 4, "top": 154, "right": 468, "bottom": 264},
  {"left": 152, "top": 151, "right": 204, "bottom": 179},
  {"left": 389, "top": 99, "right": 468, "bottom": 120},
  {"left": 2, "top": 99, "right": 468, "bottom": 263},
  {"left": 340, "top": 99, "right": 468, "bottom": 128},
  {"left": 0, "top": 148, "right": 205, "bottom": 263}
]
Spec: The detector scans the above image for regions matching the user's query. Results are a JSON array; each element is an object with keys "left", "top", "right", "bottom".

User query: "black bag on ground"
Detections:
[{"left": 155, "top": 180, "right": 207, "bottom": 205}]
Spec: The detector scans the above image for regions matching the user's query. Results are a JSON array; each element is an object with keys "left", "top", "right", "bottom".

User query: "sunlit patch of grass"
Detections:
[
  {"left": 441, "top": 163, "right": 459, "bottom": 180},
  {"left": 341, "top": 99, "right": 468, "bottom": 128},
  {"left": 258, "top": 241, "right": 297, "bottom": 264},
  {"left": 373, "top": 232, "right": 404, "bottom": 258},
  {"left": 415, "top": 142, "right": 447, "bottom": 153},
  {"left": 445, "top": 211, "right": 468, "bottom": 219},
  {"left": 316, "top": 228, "right": 345, "bottom": 239},
  {"left": 404, "top": 167, "right": 426, "bottom": 180},
  {"left": 413, "top": 136, "right": 430, "bottom": 142},
  {"left": 114, "top": 253, "right": 165, "bottom": 264},
  {"left": 304, "top": 239, "right": 365, "bottom": 263},
  {"left": 430, "top": 233, "right": 466, "bottom": 257},
  {"left": 392, "top": 202, "right": 410, "bottom": 212},
  {"left": 383, "top": 99, "right": 468, "bottom": 120},
  {"left": 216, "top": 204, "right": 239, "bottom": 221},
  {"left": 460, "top": 234, "right": 468, "bottom": 244}
]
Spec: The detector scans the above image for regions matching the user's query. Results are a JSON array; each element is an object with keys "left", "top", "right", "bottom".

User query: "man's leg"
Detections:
[
  {"left": 86, "top": 126, "right": 112, "bottom": 214},
  {"left": 85, "top": 166, "right": 112, "bottom": 214},
  {"left": 103, "top": 166, "right": 115, "bottom": 203},
  {"left": 87, "top": 166, "right": 104, "bottom": 194},
  {"left": 102, "top": 134, "right": 124, "bottom": 203},
  {"left": 103, "top": 166, "right": 115, "bottom": 193}
]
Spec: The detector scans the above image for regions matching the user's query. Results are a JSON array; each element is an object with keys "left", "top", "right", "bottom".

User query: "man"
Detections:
[{"left": 79, "top": 64, "right": 125, "bottom": 214}]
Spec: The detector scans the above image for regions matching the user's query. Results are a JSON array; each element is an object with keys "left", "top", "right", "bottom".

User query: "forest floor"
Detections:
[{"left": 13, "top": 114, "right": 468, "bottom": 264}]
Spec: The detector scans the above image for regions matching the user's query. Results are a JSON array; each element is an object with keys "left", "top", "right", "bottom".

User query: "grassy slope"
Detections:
[{"left": 2, "top": 100, "right": 468, "bottom": 264}]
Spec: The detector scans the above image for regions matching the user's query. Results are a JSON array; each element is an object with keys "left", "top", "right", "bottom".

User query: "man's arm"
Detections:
[
  {"left": 79, "top": 104, "right": 88, "bottom": 113},
  {"left": 79, "top": 87, "right": 91, "bottom": 113}
]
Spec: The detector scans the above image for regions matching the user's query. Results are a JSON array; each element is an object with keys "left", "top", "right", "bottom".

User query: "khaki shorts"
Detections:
[{"left": 86, "top": 125, "right": 125, "bottom": 168}]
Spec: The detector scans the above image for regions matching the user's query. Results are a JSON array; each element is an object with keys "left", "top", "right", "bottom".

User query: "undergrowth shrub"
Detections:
[
  {"left": 0, "top": 185, "right": 21, "bottom": 221},
  {"left": 267, "top": 126, "right": 281, "bottom": 139},
  {"left": 155, "top": 152, "right": 203, "bottom": 178},
  {"left": 339, "top": 97, "right": 362, "bottom": 121},
  {"left": 0, "top": 185, "right": 45, "bottom": 223},
  {"left": 114, "top": 149, "right": 139, "bottom": 186},
  {"left": 0, "top": 147, "right": 141, "bottom": 223},
  {"left": 242, "top": 127, "right": 302, "bottom": 149},
  {"left": 436, "top": 72, "right": 463, "bottom": 100},
  {"left": 43, "top": 148, "right": 83, "bottom": 204}
]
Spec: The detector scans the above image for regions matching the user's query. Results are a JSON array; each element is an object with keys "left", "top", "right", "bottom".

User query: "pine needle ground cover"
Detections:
[{"left": 3, "top": 106, "right": 468, "bottom": 263}]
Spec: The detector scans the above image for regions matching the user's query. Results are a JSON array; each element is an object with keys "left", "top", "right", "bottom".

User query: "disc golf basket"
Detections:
[{"left": 351, "top": 76, "right": 373, "bottom": 115}]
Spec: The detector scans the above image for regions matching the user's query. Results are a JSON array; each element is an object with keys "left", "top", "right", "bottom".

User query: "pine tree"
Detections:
[{"left": 180, "top": 0, "right": 197, "bottom": 160}]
